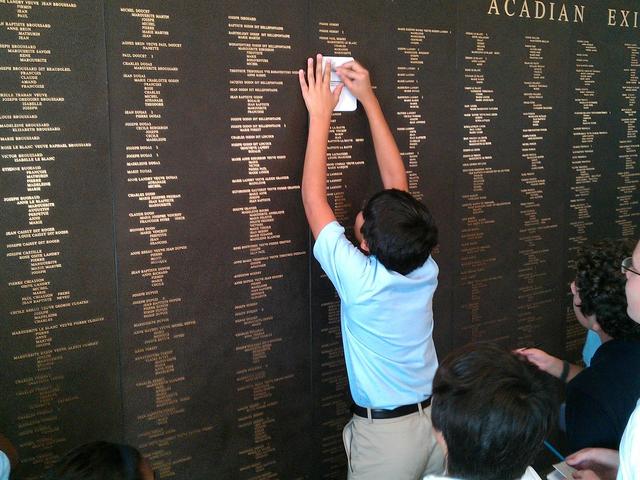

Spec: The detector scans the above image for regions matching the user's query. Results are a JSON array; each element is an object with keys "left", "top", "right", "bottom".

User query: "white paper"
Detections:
[
  {"left": 551, "top": 461, "right": 577, "bottom": 479},
  {"left": 323, "top": 56, "right": 357, "bottom": 112}
]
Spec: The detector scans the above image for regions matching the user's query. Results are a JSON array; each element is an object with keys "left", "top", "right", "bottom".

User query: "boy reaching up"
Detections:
[{"left": 298, "top": 54, "right": 444, "bottom": 480}]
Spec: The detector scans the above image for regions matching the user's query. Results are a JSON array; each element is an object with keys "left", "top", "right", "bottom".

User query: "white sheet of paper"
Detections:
[{"left": 323, "top": 56, "right": 357, "bottom": 112}]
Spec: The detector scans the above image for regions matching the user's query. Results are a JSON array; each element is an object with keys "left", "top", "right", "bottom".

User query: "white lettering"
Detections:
[
  {"left": 620, "top": 9, "right": 630, "bottom": 27},
  {"left": 504, "top": 0, "right": 516, "bottom": 16},
  {"left": 558, "top": 3, "right": 568, "bottom": 22}
]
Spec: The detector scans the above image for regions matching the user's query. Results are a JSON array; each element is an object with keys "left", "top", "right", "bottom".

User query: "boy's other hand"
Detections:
[
  {"left": 335, "top": 60, "right": 375, "bottom": 105},
  {"left": 567, "top": 448, "right": 620, "bottom": 480},
  {"left": 572, "top": 470, "right": 602, "bottom": 480},
  {"left": 299, "top": 54, "right": 343, "bottom": 121}
]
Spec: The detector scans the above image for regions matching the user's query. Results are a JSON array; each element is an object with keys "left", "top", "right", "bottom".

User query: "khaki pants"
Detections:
[{"left": 342, "top": 405, "right": 446, "bottom": 480}]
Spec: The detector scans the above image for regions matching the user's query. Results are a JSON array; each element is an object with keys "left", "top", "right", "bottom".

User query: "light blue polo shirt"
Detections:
[
  {"left": 313, "top": 221, "right": 439, "bottom": 409},
  {"left": 0, "top": 450, "right": 9, "bottom": 480},
  {"left": 582, "top": 329, "right": 602, "bottom": 367}
]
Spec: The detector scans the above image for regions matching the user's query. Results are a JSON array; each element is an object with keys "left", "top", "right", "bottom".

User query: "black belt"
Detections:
[{"left": 351, "top": 398, "right": 431, "bottom": 419}]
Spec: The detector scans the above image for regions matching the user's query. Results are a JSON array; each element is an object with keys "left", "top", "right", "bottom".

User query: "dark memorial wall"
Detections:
[
  {"left": 452, "top": 4, "right": 572, "bottom": 350},
  {"left": 1, "top": 1, "right": 639, "bottom": 479},
  {"left": 0, "top": 0, "right": 121, "bottom": 474}
]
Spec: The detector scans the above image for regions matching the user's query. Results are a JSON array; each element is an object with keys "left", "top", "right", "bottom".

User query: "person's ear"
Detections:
[
  {"left": 354, "top": 211, "right": 365, "bottom": 244},
  {"left": 434, "top": 429, "right": 448, "bottom": 456},
  {"left": 360, "top": 239, "right": 369, "bottom": 253}
]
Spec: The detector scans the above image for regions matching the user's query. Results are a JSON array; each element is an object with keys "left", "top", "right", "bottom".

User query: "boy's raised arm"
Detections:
[
  {"left": 299, "top": 54, "right": 343, "bottom": 239},
  {"left": 336, "top": 61, "right": 408, "bottom": 192}
]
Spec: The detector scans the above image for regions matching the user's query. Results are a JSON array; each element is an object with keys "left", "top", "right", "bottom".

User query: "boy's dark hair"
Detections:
[
  {"left": 575, "top": 239, "right": 640, "bottom": 340},
  {"left": 361, "top": 189, "right": 438, "bottom": 275},
  {"left": 431, "top": 343, "right": 557, "bottom": 480},
  {"left": 46, "top": 441, "right": 145, "bottom": 480}
]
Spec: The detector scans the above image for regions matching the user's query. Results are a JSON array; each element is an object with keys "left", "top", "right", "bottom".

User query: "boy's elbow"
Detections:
[
  {"left": 301, "top": 188, "right": 315, "bottom": 215},
  {"left": 301, "top": 186, "right": 312, "bottom": 209},
  {"left": 301, "top": 184, "right": 322, "bottom": 208},
  {"left": 302, "top": 193, "right": 321, "bottom": 217},
  {"left": 301, "top": 190, "right": 329, "bottom": 221}
]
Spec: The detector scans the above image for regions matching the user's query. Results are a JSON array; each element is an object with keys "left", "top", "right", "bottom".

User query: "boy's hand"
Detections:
[
  {"left": 514, "top": 347, "right": 562, "bottom": 377},
  {"left": 335, "top": 60, "right": 375, "bottom": 105},
  {"left": 299, "top": 54, "right": 343, "bottom": 121}
]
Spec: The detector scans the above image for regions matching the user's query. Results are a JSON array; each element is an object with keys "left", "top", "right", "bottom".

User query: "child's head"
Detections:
[
  {"left": 431, "top": 343, "right": 557, "bottom": 480},
  {"left": 46, "top": 441, "right": 154, "bottom": 480},
  {"left": 573, "top": 238, "right": 640, "bottom": 340},
  {"left": 360, "top": 189, "right": 438, "bottom": 275}
]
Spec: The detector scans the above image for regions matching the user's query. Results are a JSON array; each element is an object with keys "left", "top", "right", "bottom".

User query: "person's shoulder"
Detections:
[
  {"left": 592, "top": 339, "right": 640, "bottom": 370},
  {"left": 313, "top": 220, "right": 349, "bottom": 257},
  {"left": 421, "top": 254, "right": 438, "bottom": 272},
  {"left": 312, "top": 220, "right": 372, "bottom": 301},
  {"left": 615, "top": 339, "right": 640, "bottom": 356},
  {"left": 404, "top": 254, "right": 438, "bottom": 281},
  {"left": 314, "top": 220, "right": 366, "bottom": 261},
  {"left": 315, "top": 220, "right": 345, "bottom": 242}
]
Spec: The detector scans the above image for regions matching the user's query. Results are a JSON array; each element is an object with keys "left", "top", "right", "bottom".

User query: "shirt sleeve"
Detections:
[
  {"left": 618, "top": 401, "right": 640, "bottom": 480},
  {"left": 312, "top": 221, "right": 370, "bottom": 304}
]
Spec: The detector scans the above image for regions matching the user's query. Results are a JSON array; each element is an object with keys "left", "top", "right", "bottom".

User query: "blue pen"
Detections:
[{"left": 544, "top": 440, "right": 565, "bottom": 462}]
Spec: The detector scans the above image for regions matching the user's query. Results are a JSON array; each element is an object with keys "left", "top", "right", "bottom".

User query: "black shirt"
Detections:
[{"left": 566, "top": 338, "right": 640, "bottom": 451}]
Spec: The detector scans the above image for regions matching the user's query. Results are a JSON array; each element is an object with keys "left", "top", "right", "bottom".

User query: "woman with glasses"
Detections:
[
  {"left": 518, "top": 239, "right": 640, "bottom": 453},
  {"left": 618, "top": 242, "right": 640, "bottom": 479}
]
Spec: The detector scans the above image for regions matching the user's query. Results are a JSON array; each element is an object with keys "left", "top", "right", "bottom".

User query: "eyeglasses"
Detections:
[{"left": 621, "top": 257, "right": 640, "bottom": 276}]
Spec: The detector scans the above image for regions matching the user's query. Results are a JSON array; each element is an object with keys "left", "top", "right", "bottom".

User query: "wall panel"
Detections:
[{"left": 1, "top": 1, "right": 639, "bottom": 478}]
